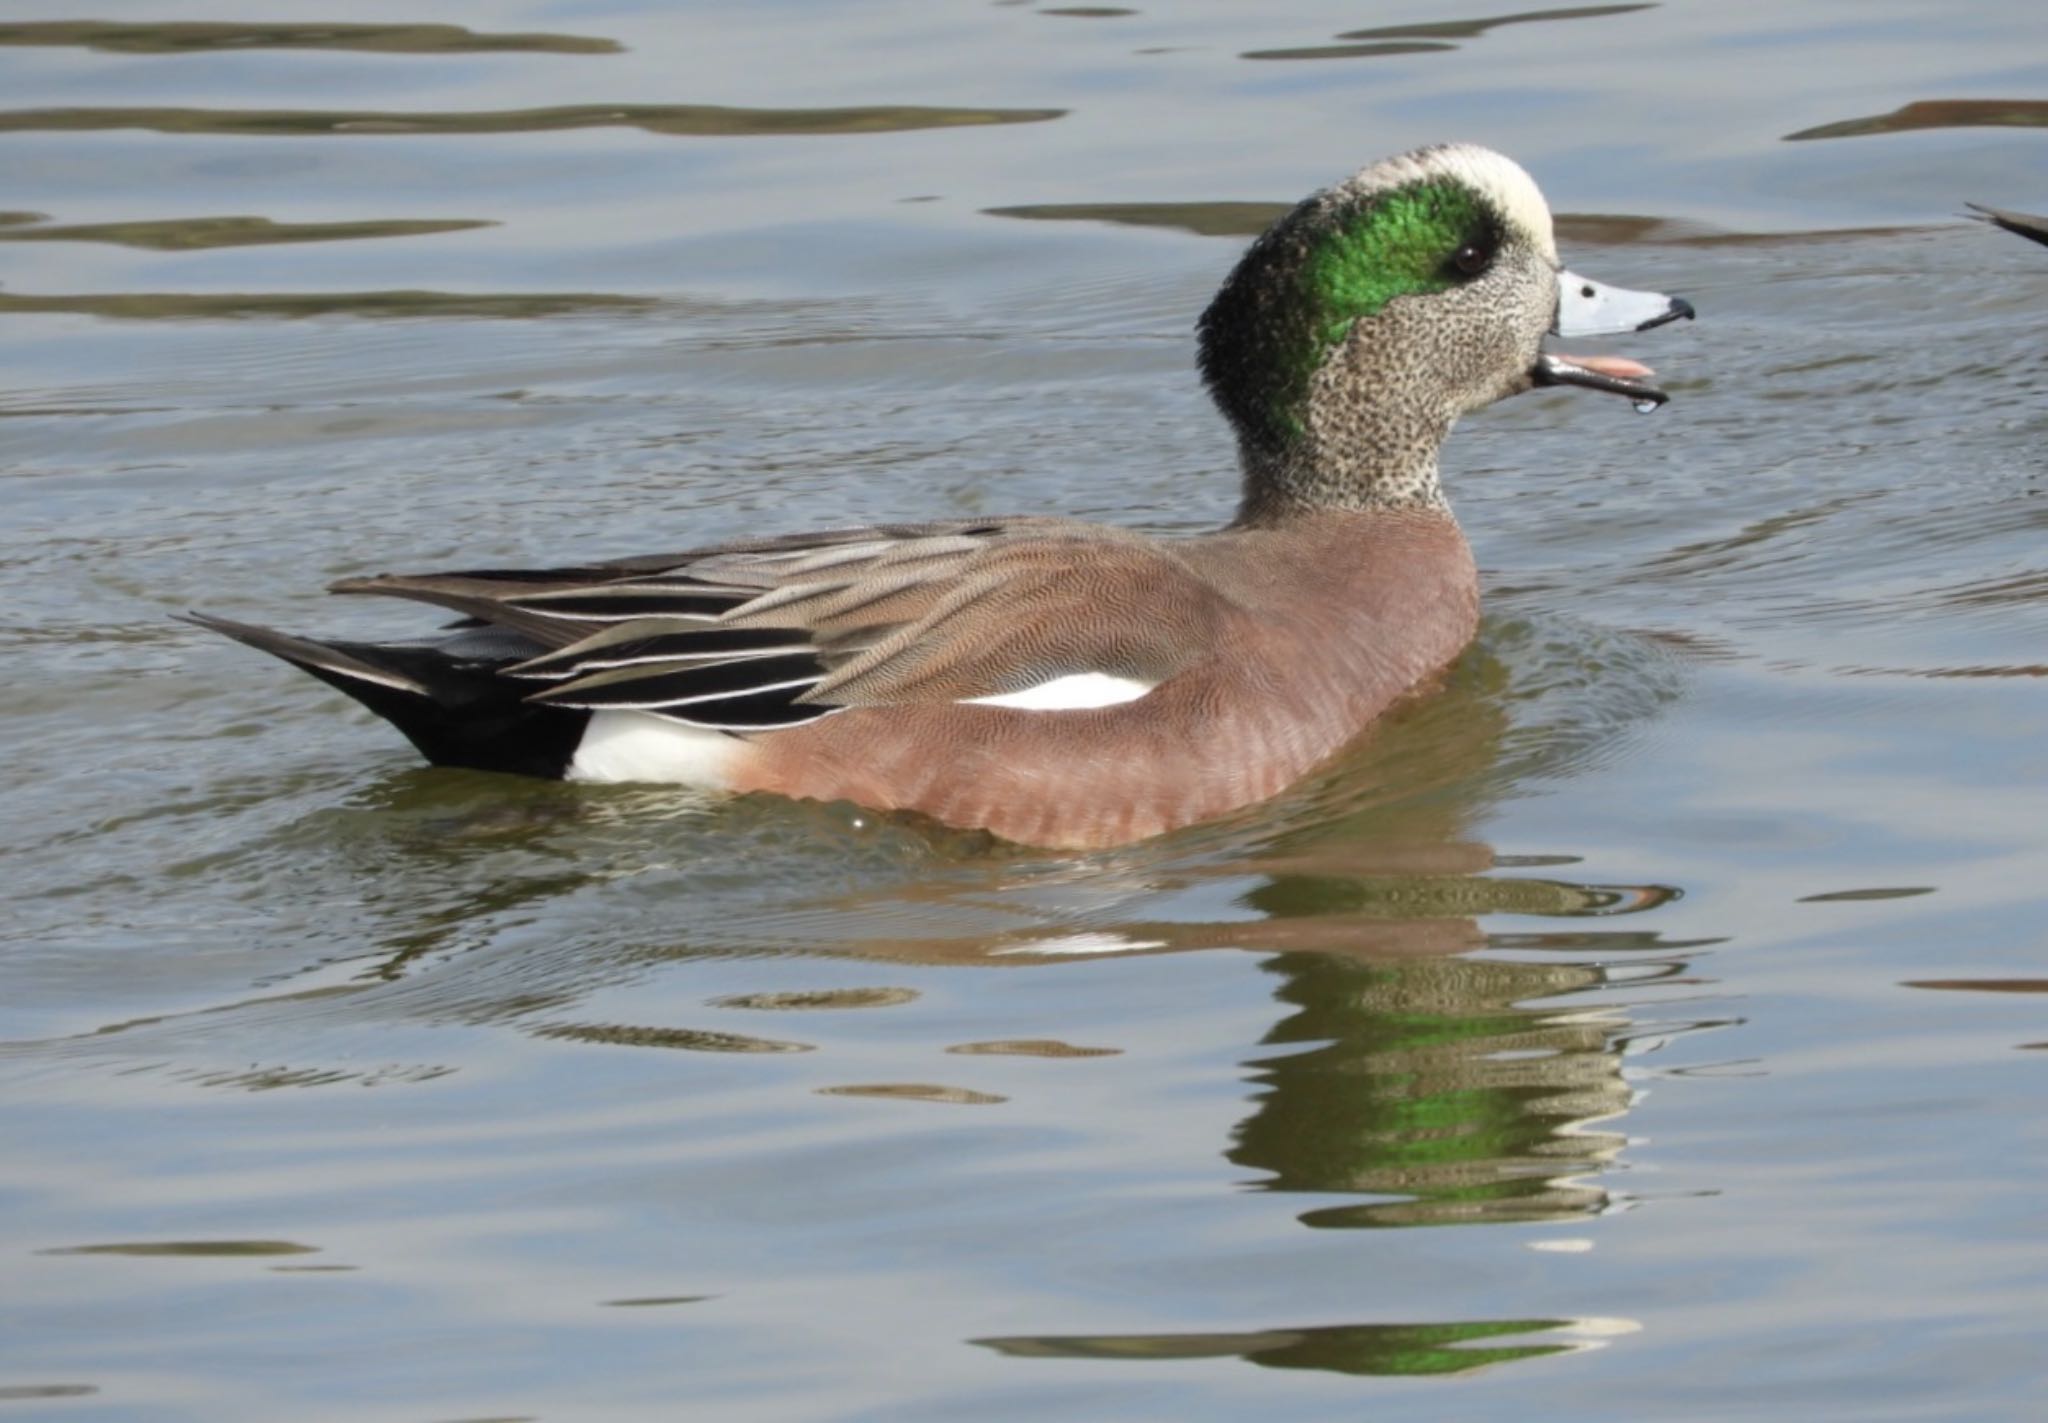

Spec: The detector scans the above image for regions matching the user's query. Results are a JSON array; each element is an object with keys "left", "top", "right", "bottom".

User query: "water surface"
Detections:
[{"left": 3, "top": 1, "right": 2047, "bottom": 1419}]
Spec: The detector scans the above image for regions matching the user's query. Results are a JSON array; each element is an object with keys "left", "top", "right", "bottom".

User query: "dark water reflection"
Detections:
[
  {"left": 1243, "top": 4, "right": 1653, "bottom": 61},
  {"left": 1786, "top": 97, "right": 2048, "bottom": 140},
  {"left": 0, "top": 289, "right": 654, "bottom": 319},
  {"left": 0, "top": 215, "right": 492, "bottom": 251},
  {"left": 986, "top": 201, "right": 1948, "bottom": 249},
  {"left": 0, "top": 20, "right": 622, "bottom": 55},
  {"left": 0, "top": 102, "right": 1066, "bottom": 139}
]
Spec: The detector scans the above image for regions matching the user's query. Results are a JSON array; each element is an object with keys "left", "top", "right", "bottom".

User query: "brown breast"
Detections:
[{"left": 732, "top": 510, "right": 1478, "bottom": 848}]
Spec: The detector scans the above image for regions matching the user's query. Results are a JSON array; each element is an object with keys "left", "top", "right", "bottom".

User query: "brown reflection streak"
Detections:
[
  {"left": 1242, "top": 42, "right": 1452, "bottom": 61},
  {"left": 1336, "top": 3, "right": 1654, "bottom": 40},
  {"left": 0, "top": 20, "right": 621, "bottom": 54},
  {"left": 816, "top": 1083, "right": 1006, "bottom": 1104},
  {"left": 1839, "top": 665, "right": 2048, "bottom": 680},
  {"left": 0, "top": 215, "right": 494, "bottom": 251},
  {"left": 946, "top": 1039, "right": 1121, "bottom": 1056},
  {"left": 1903, "top": 979, "right": 2048, "bottom": 994},
  {"left": 984, "top": 202, "right": 1936, "bottom": 247},
  {"left": 0, "top": 103, "right": 1065, "bottom": 139},
  {"left": 530, "top": 1022, "right": 812, "bottom": 1052},
  {"left": 0, "top": 290, "right": 655, "bottom": 320},
  {"left": 709, "top": 987, "right": 919, "bottom": 1010},
  {"left": 1785, "top": 99, "right": 2048, "bottom": 141},
  {"left": 43, "top": 1240, "right": 318, "bottom": 1257},
  {"left": 1243, "top": 4, "right": 1653, "bottom": 60}
]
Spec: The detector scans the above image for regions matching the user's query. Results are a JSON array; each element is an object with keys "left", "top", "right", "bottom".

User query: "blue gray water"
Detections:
[{"left": 4, "top": 2, "right": 2047, "bottom": 1418}]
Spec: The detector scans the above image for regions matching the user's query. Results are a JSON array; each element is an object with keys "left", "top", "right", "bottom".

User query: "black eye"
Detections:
[{"left": 1451, "top": 242, "right": 1492, "bottom": 278}]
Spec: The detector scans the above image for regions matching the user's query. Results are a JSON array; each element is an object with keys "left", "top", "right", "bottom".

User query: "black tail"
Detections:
[{"left": 183, "top": 612, "right": 589, "bottom": 779}]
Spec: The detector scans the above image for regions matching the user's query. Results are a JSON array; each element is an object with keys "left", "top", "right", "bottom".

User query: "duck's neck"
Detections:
[{"left": 1229, "top": 391, "right": 1452, "bottom": 527}]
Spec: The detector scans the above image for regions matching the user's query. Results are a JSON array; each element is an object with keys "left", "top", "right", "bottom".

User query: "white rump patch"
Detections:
[
  {"left": 964, "top": 672, "right": 1156, "bottom": 711},
  {"left": 568, "top": 709, "right": 741, "bottom": 787}
]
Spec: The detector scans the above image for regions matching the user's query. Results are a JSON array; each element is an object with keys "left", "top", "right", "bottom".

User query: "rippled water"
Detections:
[{"left": 4, "top": 2, "right": 2047, "bottom": 1418}]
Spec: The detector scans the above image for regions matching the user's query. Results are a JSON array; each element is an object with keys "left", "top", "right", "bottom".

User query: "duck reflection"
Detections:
[
  {"left": 1232, "top": 948, "right": 1654, "bottom": 1228},
  {"left": 976, "top": 1315, "right": 1634, "bottom": 1376}
]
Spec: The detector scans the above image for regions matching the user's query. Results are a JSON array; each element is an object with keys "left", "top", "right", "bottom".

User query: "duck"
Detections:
[{"left": 189, "top": 142, "right": 1692, "bottom": 850}]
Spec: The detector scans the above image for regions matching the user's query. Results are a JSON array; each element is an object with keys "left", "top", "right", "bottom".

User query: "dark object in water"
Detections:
[{"left": 1966, "top": 203, "right": 2048, "bottom": 249}]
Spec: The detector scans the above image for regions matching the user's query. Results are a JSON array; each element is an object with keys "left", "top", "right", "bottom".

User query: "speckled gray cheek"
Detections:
[{"left": 1235, "top": 252, "right": 1554, "bottom": 523}]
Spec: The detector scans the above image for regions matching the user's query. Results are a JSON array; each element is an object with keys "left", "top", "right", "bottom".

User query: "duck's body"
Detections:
[{"left": 193, "top": 144, "right": 1690, "bottom": 849}]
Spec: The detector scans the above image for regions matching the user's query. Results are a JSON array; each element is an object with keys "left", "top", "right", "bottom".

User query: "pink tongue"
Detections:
[{"left": 1558, "top": 353, "right": 1654, "bottom": 379}]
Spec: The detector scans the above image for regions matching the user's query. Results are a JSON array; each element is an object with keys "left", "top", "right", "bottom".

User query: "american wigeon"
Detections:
[{"left": 191, "top": 143, "right": 1692, "bottom": 849}]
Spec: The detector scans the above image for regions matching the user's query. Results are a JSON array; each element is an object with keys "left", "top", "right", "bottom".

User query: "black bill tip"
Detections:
[{"left": 1532, "top": 353, "right": 1671, "bottom": 407}]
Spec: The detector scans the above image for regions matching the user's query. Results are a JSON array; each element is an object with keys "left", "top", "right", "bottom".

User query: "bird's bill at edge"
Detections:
[{"left": 1537, "top": 269, "right": 1696, "bottom": 407}]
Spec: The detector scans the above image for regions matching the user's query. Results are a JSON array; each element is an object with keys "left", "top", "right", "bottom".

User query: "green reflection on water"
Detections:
[
  {"left": 0, "top": 215, "right": 493, "bottom": 251},
  {"left": 1229, "top": 949, "right": 1646, "bottom": 1227},
  {"left": 0, "top": 290, "right": 655, "bottom": 320},
  {"left": 976, "top": 1317, "right": 1583, "bottom": 1376},
  {"left": 1785, "top": 98, "right": 2048, "bottom": 141},
  {"left": 0, "top": 103, "right": 1066, "bottom": 139},
  {"left": 0, "top": 20, "right": 621, "bottom": 55}
]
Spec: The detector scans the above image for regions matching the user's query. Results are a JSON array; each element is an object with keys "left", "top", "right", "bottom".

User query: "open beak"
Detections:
[{"left": 1535, "top": 270, "right": 1695, "bottom": 408}]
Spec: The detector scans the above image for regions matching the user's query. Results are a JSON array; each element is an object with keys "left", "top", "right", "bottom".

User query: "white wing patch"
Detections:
[
  {"left": 963, "top": 672, "right": 1156, "bottom": 711},
  {"left": 568, "top": 710, "right": 741, "bottom": 786}
]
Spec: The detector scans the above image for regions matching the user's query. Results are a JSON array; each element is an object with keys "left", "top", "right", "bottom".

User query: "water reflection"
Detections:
[
  {"left": 1332, "top": 3, "right": 1653, "bottom": 41},
  {"left": 1785, "top": 98, "right": 2048, "bottom": 141},
  {"left": 0, "top": 20, "right": 622, "bottom": 55},
  {"left": 0, "top": 102, "right": 1065, "bottom": 139},
  {"left": 1231, "top": 950, "right": 1675, "bottom": 1227},
  {"left": 42, "top": 1239, "right": 319, "bottom": 1257},
  {"left": 0, "top": 289, "right": 654, "bottom": 320},
  {"left": 1242, "top": 41, "right": 1452, "bottom": 61},
  {"left": 0, "top": 214, "right": 492, "bottom": 251},
  {"left": 976, "top": 1316, "right": 1632, "bottom": 1376},
  {"left": 1243, "top": 4, "right": 1653, "bottom": 60},
  {"left": 985, "top": 201, "right": 1936, "bottom": 245},
  {"left": 530, "top": 1022, "right": 812, "bottom": 1053}
]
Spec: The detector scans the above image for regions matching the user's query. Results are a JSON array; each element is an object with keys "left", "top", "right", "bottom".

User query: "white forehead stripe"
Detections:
[{"left": 1327, "top": 143, "right": 1558, "bottom": 265}]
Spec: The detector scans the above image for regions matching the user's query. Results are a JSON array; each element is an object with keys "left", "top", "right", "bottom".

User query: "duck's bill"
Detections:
[
  {"left": 1538, "top": 271, "right": 1694, "bottom": 406},
  {"left": 1533, "top": 351, "right": 1670, "bottom": 406},
  {"left": 1554, "top": 271, "right": 1694, "bottom": 338}
]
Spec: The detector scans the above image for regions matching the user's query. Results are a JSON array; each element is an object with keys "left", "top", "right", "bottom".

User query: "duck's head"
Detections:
[{"left": 1200, "top": 143, "right": 1692, "bottom": 521}]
